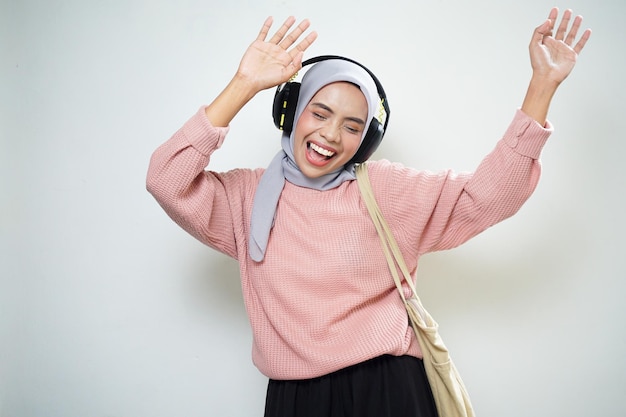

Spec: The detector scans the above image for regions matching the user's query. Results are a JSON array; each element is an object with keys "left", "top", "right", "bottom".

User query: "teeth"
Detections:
[{"left": 310, "top": 143, "right": 335, "bottom": 157}]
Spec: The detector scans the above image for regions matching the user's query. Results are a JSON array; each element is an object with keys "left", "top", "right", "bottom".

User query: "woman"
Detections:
[{"left": 147, "top": 8, "right": 590, "bottom": 417}]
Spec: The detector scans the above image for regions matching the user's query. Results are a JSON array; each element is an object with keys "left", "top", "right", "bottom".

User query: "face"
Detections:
[{"left": 292, "top": 82, "right": 369, "bottom": 178}]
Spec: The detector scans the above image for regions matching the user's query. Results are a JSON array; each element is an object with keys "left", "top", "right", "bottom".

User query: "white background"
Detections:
[{"left": 2, "top": 0, "right": 624, "bottom": 416}]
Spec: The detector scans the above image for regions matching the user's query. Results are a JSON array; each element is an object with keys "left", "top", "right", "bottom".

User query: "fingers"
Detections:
[
  {"left": 564, "top": 14, "right": 582, "bottom": 45},
  {"left": 257, "top": 16, "right": 274, "bottom": 41},
  {"left": 555, "top": 9, "right": 572, "bottom": 41},
  {"left": 538, "top": 8, "right": 592, "bottom": 55},
  {"left": 256, "top": 16, "right": 317, "bottom": 62},
  {"left": 546, "top": 7, "right": 559, "bottom": 35},
  {"left": 533, "top": 19, "right": 551, "bottom": 39},
  {"left": 290, "top": 30, "right": 318, "bottom": 58},
  {"left": 573, "top": 28, "right": 592, "bottom": 55},
  {"left": 279, "top": 19, "right": 312, "bottom": 49},
  {"left": 268, "top": 16, "right": 297, "bottom": 44}
]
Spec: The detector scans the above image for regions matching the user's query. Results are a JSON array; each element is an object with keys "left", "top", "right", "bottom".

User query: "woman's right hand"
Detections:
[
  {"left": 236, "top": 16, "right": 318, "bottom": 93},
  {"left": 205, "top": 17, "right": 316, "bottom": 127}
]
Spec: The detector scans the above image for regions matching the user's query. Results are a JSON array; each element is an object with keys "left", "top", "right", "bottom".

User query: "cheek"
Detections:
[
  {"left": 344, "top": 135, "right": 362, "bottom": 156},
  {"left": 292, "top": 119, "right": 307, "bottom": 146},
  {"left": 294, "top": 111, "right": 314, "bottom": 133}
]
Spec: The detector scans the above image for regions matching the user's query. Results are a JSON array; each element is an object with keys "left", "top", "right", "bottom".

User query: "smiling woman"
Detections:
[
  {"left": 293, "top": 82, "right": 367, "bottom": 177},
  {"left": 146, "top": 10, "right": 591, "bottom": 417}
]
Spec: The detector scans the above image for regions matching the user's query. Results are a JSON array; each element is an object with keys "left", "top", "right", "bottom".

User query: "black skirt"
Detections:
[{"left": 264, "top": 355, "right": 439, "bottom": 417}]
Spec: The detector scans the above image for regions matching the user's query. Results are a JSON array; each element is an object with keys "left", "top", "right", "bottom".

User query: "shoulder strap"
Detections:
[{"left": 355, "top": 163, "right": 427, "bottom": 317}]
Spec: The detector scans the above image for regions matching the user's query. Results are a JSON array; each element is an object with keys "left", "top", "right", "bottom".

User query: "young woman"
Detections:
[{"left": 147, "top": 8, "right": 590, "bottom": 417}]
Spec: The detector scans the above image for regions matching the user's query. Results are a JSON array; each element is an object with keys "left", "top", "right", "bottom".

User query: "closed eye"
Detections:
[
  {"left": 309, "top": 102, "right": 366, "bottom": 133},
  {"left": 344, "top": 125, "right": 361, "bottom": 134}
]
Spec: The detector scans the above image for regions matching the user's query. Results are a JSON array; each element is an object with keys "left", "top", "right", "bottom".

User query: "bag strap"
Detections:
[{"left": 355, "top": 163, "right": 428, "bottom": 320}]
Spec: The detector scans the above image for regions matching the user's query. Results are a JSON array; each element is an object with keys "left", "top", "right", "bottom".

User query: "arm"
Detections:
[
  {"left": 521, "top": 7, "right": 592, "bottom": 126},
  {"left": 385, "top": 110, "right": 552, "bottom": 256},
  {"left": 386, "top": 9, "right": 591, "bottom": 254},
  {"left": 429, "top": 9, "right": 592, "bottom": 250},
  {"left": 147, "top": 17, "right": 317, "bottom": 254}
]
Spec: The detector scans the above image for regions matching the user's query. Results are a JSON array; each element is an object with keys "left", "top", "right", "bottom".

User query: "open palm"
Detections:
[
  {"left": 236, "top": 17, "right": 318, "bottom": 93},
  {"left": 529, "top": 8, "right": 592, "bottom": 84}
]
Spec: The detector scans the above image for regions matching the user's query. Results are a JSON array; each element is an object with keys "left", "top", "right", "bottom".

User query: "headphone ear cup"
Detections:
[
  {"left": 272, "top": 82, "right": 301, "bottom": 133},
  {"left": 349, "top": 119, "right": 384, "bottom": 164}
]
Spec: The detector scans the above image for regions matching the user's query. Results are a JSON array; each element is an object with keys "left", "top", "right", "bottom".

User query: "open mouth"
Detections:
[{"left": 308, "top": 142, "right": 336, "bottom": 160}]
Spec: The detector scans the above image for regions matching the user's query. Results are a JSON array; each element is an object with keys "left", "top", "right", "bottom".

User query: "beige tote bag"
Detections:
[{"left": 356, "top": 163, "right": 476, "bottom": 417}]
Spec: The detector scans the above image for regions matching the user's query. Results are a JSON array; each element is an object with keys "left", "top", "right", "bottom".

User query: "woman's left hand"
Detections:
[{"left": 529, "top": 7, "right": 592, "bottom": 86}]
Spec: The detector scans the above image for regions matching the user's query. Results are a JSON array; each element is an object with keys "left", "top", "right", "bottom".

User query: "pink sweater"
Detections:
[{"left": 147, "top": 106, "right": 552, "bottom": 380}]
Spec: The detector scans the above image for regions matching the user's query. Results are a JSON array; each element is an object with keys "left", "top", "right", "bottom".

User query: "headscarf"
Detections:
[{"left": 249, "top": 59, "right": 381, "bottom": 262}]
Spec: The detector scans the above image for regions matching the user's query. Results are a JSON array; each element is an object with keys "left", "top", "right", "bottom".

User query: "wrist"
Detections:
[
  {"left": 527, "top": 73, "right": 561, "bottom": 94},
  {"left": 520, "top": 75, "right": 560, "bottom": 126},
  {"left": 204, "top": 74, "right": 258, "bottom": 127},
  {"left": 228, "top": 72, "right": 260, "bottom": 103}
]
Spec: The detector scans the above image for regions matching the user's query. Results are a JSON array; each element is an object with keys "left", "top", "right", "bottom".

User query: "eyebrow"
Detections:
[{"left": 310, "top": 102, "right": 366, "bottom": 125}]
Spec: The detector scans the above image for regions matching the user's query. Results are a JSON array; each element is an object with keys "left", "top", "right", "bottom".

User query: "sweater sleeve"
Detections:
[
  {"left": 376, "top": 109, "right": 553, "bottom": 256},
  {"left": 146, "top": 106, "right": 250, "bottom": 259}
]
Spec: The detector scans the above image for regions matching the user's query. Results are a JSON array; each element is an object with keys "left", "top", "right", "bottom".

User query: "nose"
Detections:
[{"left": 319, "top": 122, "right": 341, "bottom": 143}]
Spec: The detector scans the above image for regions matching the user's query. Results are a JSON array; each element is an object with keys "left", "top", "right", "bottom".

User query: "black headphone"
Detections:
[{"left": 272, "top": 55, "right": 390, "bottom": 164}]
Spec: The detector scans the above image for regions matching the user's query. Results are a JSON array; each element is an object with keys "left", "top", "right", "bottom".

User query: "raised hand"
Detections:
[
  {"left": 521, "top": 7, "right": 592, "bottom": 125},
  {"left": 205, "top": 16, "right": 316, "bottom": 127},
  {"left": 237, "top": 16, "right": 318, "bottom": 93},
  {"left": 529, "top": 7, "right": 592, "bottom": 86}
]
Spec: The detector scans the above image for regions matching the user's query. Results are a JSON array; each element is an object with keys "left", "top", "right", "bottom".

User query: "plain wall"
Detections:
[{"left": 2, "top": 0, "right": 625, "bottom": 416}]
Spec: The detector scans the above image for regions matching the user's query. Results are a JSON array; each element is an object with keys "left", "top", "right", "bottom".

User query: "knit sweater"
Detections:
[{"left": 146, "top": 106, "right": 552, "bottom": 380}]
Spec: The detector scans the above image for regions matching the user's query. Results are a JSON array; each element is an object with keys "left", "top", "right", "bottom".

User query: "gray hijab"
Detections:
[{"left": 249, "top": 59, "right": 381, "bottom": 262}]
